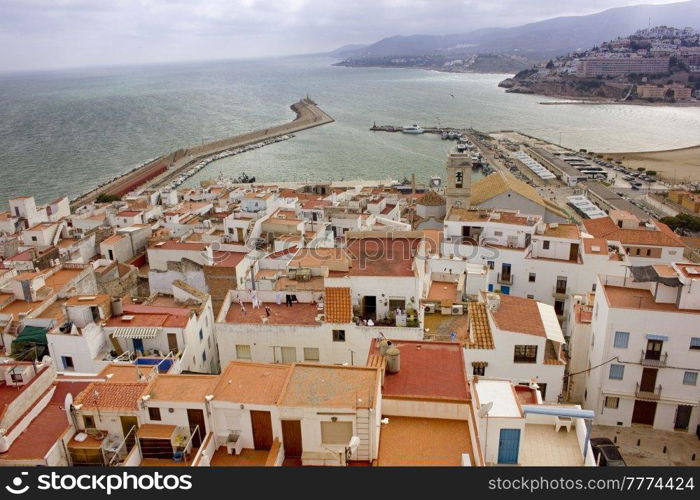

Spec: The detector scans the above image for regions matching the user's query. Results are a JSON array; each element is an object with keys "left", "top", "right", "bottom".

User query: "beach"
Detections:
[{"left": 596, "top": 145, "right": 700, "bottom": 183}]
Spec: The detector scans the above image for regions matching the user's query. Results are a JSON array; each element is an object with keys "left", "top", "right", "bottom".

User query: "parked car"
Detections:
[{"left": 590, "top": 437, "right": 626, "bottom": 466}]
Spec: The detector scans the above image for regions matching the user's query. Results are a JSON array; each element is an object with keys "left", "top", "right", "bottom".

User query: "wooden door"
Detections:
[
  {"left": 569, "top": 243, "right": 579, "bottom": 261},
  {"left": 167, "top": 333, "right": 179, "bottom": 353},
  {"left": 250, "top": 410, "right": 273, "bottom": 450},
  {"left": 632, "top": 400, "right": 657, "bottom": 425},
  {"left": 674, "top": 405, "right": 692, "bottom": 431},
  {"left": 281, "top": 420, "right": 302, "bottom": 457},
  {"left": 640, "top": 368, "right": 657, "bottom": 392},
  {"left": 187, "top": 408, "right": 206, "bottom": 448}
]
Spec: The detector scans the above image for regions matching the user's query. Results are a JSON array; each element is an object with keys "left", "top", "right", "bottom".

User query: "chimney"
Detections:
[{"left": 385, "top": 346, "right": 401, "bottom": 374}]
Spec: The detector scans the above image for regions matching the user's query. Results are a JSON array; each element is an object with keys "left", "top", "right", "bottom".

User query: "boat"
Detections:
[
  {"left": 402, "top": 124, "right": 424, "bottom": 134},
  {"left": 456, "top": 143, "right": 467, "bottom": 152},
  {"left": 441, "top": 131, "right": 449, "bottom": 140}
]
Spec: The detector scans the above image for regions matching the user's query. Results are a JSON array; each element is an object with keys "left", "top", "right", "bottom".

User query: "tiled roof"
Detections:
[
  {"left": 489, "top": 294, "right": 546, "bottom": 337},
  {"left": 582, "top": 217, "right": 683, "bottom": 247},
  {"left": 324, "top": 287, "right": 352, "bottom": 323},
  {"left": 279, "top": 364, "right": 379, "bottom": 409},
  {"left": 466, "top": 302, "right": 494, "bottom": 349},
  {"left": 73, "top": 382, "right": 147, "bottom": 411},
  {"left": 471, "top": 171, "right": 565, "bottom": 219}
]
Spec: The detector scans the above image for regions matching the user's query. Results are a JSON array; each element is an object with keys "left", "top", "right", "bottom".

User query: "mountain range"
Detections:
[{"left": 334, "top": 0, "right": 700, "bottom": 61}]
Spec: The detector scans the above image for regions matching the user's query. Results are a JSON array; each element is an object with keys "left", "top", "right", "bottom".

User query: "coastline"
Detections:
[{"left": 70, "top": 99, "right": 334, "bottom": 208}]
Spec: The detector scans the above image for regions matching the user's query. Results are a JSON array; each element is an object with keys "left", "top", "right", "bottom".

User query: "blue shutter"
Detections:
[
  {"left": 613, "top": 331, "right": 629, "bottom": 348},
  {"left": 609, "top": 364, "right": 624, "bottom": 380},
  {"left": 497, "top": 429, "right": 521, "bottom": 464}
]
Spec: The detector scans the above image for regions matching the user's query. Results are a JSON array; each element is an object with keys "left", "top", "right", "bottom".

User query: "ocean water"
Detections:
[{"left": 2, "top": 55, "right": 700, "bottom": 204}]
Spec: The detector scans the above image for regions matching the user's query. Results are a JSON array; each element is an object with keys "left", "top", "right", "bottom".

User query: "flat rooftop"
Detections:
[
  {"left": 374, "top": 340, "right": 470, "bottom": 403},
  {"left": 224, "top": 301, "right": 319, "bottom": 325},
  {"left": 426, "top": 281, "right": 459, "bottom": 305},
  {"left": 345, "top": 237, "right": 418, "bottom": 277},
  {"left": 279, "top": 364, "right": 378, "bottom": 409},
  {"left": 377, "top": 416, "right": 473, "bottom": 466},
  {"left": 147, "top": 374, "right": 219, "bottom": 402},
  {"left": 603, "top": 284, "right": 700, "bottom": 314},
  {"left": 473, "top": 379, "right": 522, "bottom": 418},
  {"left": 214, "top": 362, "right": 291, "bottom": 405}
]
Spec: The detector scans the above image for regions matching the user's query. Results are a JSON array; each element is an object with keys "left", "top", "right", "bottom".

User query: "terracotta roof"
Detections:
[
  {"left": 582, "top": 217, "right": 683, "bottom": 247},
  {"left": 73, "top": 381, "right": 147, "bottom": 411},
  {"left": 471, "top": 171, "right": 565, "bottom": 218},
  {"left": 583, "top": 238, "right": 609, "bottom": 255},
  {"left": 466, "top": 302, "right": 494, "bottom": 349},
  {"left": 324, "top": 287, "right": 352, "bottom": 323},
  {"left": 371, "top": 339, "right": 470, "bottom": 402},
  {"left": 214, "top": 362, "right": 291, "bottom": 405},
  {"left": 279, "top": 364, "right": 379, "bottom": 409},
  {"left": 543, "top": 224, "right": 580, "bottom": 239},
  {"left": 489, "top": 294, "right": 546, "bottom": 337}
]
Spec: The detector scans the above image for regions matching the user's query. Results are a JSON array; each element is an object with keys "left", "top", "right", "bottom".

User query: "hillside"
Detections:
[{"left": 334, "top": 0, "right": 700, "bottom": 71}]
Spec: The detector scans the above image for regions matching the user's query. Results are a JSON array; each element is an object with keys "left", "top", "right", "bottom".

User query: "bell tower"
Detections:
[{"left": 445, "top": 152, "right": 471, "bottom": 212}]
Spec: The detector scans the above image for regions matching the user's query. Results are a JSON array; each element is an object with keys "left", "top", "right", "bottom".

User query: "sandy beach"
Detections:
[{"left": 595, "top": 145, "right": 700, "bottom": 183}]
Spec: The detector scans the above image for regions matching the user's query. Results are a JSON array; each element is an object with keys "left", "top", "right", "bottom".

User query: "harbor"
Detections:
[{"left": 70, "top": 98, "right": 334, "bottom": 208}]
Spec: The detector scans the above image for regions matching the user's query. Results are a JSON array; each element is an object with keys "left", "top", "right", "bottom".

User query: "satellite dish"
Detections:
[
  {"left": 478, "top": 401, "right": 493, "bottom": 418},
  {"left": 431, "top": 176, "right": 442, "bottom": 188}
]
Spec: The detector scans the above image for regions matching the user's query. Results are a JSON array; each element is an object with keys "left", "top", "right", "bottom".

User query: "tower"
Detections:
[{"left": 444, "top": 152, "right": 471, "bottom": 212}]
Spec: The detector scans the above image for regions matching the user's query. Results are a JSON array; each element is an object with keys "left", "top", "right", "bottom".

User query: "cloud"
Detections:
[{"left": 0, "top": 0, "right": 686, "bottom": 71}]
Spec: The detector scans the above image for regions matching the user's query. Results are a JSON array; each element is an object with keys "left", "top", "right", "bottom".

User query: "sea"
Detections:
[{"left": 2, "top": 55, "right": 700, "bottom": 204}]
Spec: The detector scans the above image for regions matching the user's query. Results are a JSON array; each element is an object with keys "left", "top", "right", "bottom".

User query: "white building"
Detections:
[{"left": 581, "top": 263, "right": 700, "bottom": 433}]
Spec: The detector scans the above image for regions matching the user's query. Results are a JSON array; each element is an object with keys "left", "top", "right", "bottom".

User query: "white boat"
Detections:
[{"left": 402, "top": 124, "right": 424, "bottom": 134}]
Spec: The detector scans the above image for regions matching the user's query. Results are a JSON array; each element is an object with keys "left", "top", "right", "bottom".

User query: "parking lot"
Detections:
[{"left": 593, "top": 425, "right": 700, "bottom": 466}]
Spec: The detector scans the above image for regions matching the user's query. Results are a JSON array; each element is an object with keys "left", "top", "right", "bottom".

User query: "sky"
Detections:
[{"left": 0, "top": 0, "right": 687, "bottom": 71}]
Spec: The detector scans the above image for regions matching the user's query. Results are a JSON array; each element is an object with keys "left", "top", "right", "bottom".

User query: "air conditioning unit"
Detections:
[
  {"left": 451, "top": 304, "right": 464, "bottom": 315},
  {"left": 424, "top": 303, "right": 436, "bottom": 314}
]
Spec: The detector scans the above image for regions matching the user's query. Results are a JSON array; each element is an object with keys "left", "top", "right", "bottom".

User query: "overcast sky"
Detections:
[{"left": 0, "top": 0, "right": 685, "bottom": 71}]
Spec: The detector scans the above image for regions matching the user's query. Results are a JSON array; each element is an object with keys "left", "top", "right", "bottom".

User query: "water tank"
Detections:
[
  {"left": 385, "top": 346, "right": 400, "bottom": 374},
  {"left": 111, "top": 297, "right": 124, "bottom": 316},
  {"left": 378, "top": 339, "right": 391, "bottom": 356}
]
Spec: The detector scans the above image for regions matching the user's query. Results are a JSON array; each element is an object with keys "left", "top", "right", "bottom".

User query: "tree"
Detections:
[
  {"left": 96, "top": 193, "right": 121, "bottom": 203},
  {"left": 637, "top": 167, "right": 646, "bottom": 172}
]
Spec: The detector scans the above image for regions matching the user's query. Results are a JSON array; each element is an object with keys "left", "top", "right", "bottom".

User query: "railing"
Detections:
[
  {"left": 108, "top": 425, "right": 138, "bottom": 466},
  {"left": 640, "top": 350, "right": 667, "bottom": 367},
  {"left": 635, "top": 382, "right": 662, "bottom": 399},
  {"left": 497, "top": 272, "right": 514, "bottom": 285},
  {"left": 552, "top": 285, "right": 569, "bottom": 297}
]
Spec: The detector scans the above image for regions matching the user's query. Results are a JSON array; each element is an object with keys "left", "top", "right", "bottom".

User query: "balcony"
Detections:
[
  {"left": 497, "top": 272, "right": 514, "bottom": 285},
  {"left": 640, "top": 350, "right": 667, "bottom": 368},
  {"left": 635, "top": 382, "right": 662, "bottom": 399},
  {"left": 552, "top": 285, "right": 569, "bottom": 299}
]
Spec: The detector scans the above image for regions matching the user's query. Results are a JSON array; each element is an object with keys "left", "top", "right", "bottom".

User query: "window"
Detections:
[
  {"left": 332, "top": 329, "right": 345, "bottom": 342},
  {"left": 494, "top": 231, "right": 503, "bottom": 237},
  {"left": 487, "top": 260, "right": 494, "bottom": 270},
  {"left": 10, "top": 373, "right": 23, "bottom": 383},
  {"left": 199, "top": 329, "right": 203, "bottom": 340},
  {"left": 528, "top": 273, "right": 536, "bottom": 283},
  {"left": 613, "top": 331, "right": 630, "bottom": 349},
  {"left": 388, "top": 298, "right": 406, "bottom": 311},
  {"left": 202, "top": 351, "right": 207, "bottom": 363},
  {"left": 304, "top": 347, "right": 320, "bottom": 362},
  {"left": 31, "top": 236, "right": 37, "bottom": 242},
  {"left": 527, "top": 295, "right": 534, "bottom": 299},
  {"left": 148, "top": 407, "right": 162, "bottom": 421},
  {"left": 513, "top": 345, "right": 538, "bottom": 363},
  {"left": 690, "top": 337, "right": 700, "bottom": 350},
  {"left": 609, "top": 364, "right": 625, "bottom": 380},
  {"left": 236, "top": 344, "right": 252, "bottom": 360},
  {"left": 683, "top": 371, "right": 698, "bottom": 386},
  {"left": 542, "top": 240, "right": 550, "bottom": 250},
  {"left": 472, "top": 365, "right": 485, "bottom": 376},
  {"left": 592, "top": 283, "right": 597, "bottom": 292},
  {"left": 604, "top": 396, "right": 619, "bottom": 409},
  {"left": 83, "top": 415, "right": 96, "bottom": 429},
  {"left": 321, "top": 421, "right": 353, "bottom": 445}
]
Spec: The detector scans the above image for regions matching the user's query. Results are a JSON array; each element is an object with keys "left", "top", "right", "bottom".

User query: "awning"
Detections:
[
  {"left": 537, "top": 302, "right": 565, "bottom": 344},
  {"left": 646, "top": 334, "right": 669, "bottom": 342},
  {"left": 471, "top": 361, "right": 488, "bottom": 367},
  {"left": 112, "top": 327, "right": 160, "bottom": 339}
]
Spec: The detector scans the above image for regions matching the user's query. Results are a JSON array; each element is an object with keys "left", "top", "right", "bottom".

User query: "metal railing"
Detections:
[
  {"left": 497, "top": 272, "right": 514, "bottom": 285},
  {"left": 108, "top": 425, "right": 138, "bottom": 466},
  {"left": 635, "top": 382, "right": 662, "bottom": 399},
  {"left": 640, "top": 350, "right": 668, "bottom": 367}
]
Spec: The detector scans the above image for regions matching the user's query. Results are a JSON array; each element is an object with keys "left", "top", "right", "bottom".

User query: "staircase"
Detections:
[{"left": 355, "top": 409, "right": 371, "bottom": 462}]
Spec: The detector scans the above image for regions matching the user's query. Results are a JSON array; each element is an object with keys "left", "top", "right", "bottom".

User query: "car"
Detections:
[{"left": 590, "top": 437, "right": 626, "bottom": 466}]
